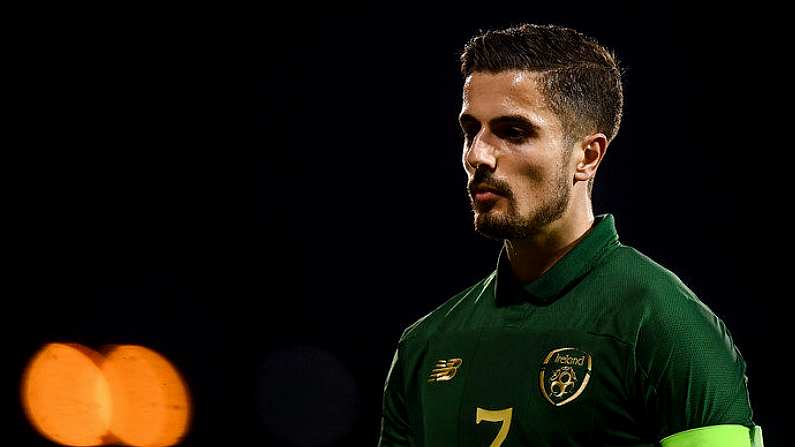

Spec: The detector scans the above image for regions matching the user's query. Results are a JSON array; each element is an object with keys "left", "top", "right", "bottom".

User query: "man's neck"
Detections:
[{"left": 504, "top": 208, "right": 596, "bottom": 283}]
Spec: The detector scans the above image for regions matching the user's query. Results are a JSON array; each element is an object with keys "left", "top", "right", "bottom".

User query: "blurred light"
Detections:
[
  {"left": 21, "top": 343, "right": 191, "bottom": 447},
  {"left": 258, "top": 346, "right": 359, "bottom": 447},
  {"left": 103, "top": 345, "right": 191, "bottom": 447},
  {"left": 21, "top": 343, "right": 112, "bottom": 446}
]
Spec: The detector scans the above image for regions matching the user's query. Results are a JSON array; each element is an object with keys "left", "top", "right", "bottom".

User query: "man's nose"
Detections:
[{"left": 464, "top": 131, "right": 498, "bottom": 172}]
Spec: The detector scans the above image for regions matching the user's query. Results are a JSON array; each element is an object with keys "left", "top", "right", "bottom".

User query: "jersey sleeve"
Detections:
[
  {"left": 631, "top": 286, "right": 755, "bottom": 442},
  {"left": 378, "top": 344, "right": 413, "bottom": 447}
]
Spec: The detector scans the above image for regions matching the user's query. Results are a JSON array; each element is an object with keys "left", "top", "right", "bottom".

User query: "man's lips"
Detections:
[
  {"left": 471, "top": 184, "right": 505, "bottom": 202},
  {"left": 471, "top": 183, "right": 503, "bottom": 195},
  {"left": 474, "top": 191, "right": 502, "bottom": 202}
]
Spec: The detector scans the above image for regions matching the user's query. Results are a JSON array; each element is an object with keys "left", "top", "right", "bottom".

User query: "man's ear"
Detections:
[{"left": 574, "top": 133, "right": 608, "bottom": 183}]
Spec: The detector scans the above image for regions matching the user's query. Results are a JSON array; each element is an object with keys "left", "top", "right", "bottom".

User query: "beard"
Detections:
[{"left": 471, "top": 162, "right": 571, "bottom": 241}]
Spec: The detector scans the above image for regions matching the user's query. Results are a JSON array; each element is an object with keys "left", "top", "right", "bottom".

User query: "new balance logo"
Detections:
[{"left": 427, "top": 358, "right": 463, "bottom": 383}]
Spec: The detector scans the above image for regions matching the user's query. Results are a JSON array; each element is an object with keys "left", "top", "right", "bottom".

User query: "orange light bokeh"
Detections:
[
  {"left": 21, "top": 343, "right": 112, "bottom": 446},
  {"left": 103, "top": 345, "right": 191, "bottom": 447},
  {"left": 21, "top": 343, "right": 191, "bottom": 447}
]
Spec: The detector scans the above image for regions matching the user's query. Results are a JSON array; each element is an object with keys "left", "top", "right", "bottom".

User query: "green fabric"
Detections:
[
  {"left": 378, "top": 214, "right": 758, "bottom": 446},
  {"left": 660, "top": 424, "right": 762, "bottom": 447}
]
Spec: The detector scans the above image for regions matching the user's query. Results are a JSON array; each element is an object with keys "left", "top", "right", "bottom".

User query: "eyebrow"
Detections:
[{"left": 458, "top": 113, "right": 541, "bottom": 132}]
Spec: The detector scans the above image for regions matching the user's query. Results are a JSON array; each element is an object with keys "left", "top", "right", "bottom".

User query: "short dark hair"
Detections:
[{"left": 460, "top": 23, "right": 625, "bottom": 198}]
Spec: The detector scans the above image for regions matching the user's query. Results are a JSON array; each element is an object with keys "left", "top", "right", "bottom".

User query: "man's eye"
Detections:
[
  {"left": 462, "top": 127, "right": 479, "bottom": 141},
  {"left": 501, "top": 127, "right": 528, "bottom": 141}
]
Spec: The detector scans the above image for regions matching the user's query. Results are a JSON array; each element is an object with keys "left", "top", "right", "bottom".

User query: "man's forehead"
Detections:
[{"left": 461, "top": 70, "right": 552, "bottom": 122}]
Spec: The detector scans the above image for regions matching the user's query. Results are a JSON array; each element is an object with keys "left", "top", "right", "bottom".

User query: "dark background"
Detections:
[{"left": 7, "top": 2, "right": 788, "bottom": 446}]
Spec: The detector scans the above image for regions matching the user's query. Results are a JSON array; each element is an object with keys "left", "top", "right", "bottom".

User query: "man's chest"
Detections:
[{"left": 408, "top": 327, "right": 639, "bottom": 446}]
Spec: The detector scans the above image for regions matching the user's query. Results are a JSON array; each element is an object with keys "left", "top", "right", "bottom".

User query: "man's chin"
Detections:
[
  {"left": 473, "top": 213, "right": 512, "bottom": 241},
  {"left": 474, "top": 226, "right": 509, "bottom": 241}
]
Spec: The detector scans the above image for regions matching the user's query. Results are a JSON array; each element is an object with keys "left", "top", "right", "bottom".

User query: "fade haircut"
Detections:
[{"left": 460, "top": 23, "right": 625, "bottom": 198}]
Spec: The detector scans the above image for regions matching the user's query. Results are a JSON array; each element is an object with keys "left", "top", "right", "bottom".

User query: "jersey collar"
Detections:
[{"left": 493, "top": 213, "right": 620, "bottom": 306}]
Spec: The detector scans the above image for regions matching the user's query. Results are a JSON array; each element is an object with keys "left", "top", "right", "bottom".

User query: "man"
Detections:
[{"left": 378, "top": 24, "right": 763, "bottom": 446}]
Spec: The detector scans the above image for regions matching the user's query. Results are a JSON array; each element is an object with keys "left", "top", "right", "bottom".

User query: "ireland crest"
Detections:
[{"left": 539, "top": 347, "right": 592, "bottom": 406}]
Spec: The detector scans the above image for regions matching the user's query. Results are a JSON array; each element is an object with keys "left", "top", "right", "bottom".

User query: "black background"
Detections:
[{"left": 7, "top": 2, "right": 788, "bottom": 446}]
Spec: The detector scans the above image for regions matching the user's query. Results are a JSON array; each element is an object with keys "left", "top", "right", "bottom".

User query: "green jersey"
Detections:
[{"left": 378, "top": 213, "right": 762, "bottom": 446}]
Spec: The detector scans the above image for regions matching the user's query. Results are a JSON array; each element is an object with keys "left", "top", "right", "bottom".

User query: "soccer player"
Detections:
[{"left": 378, "top": 24, "right": 763, "bottom": 446}]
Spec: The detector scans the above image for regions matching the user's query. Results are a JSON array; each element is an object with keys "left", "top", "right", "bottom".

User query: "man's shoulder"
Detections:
[
  {"left": 607, "top": 243, "right": 703, "bottom": 308},
  {"left": 607, "top": 244, "right": 725, "bottom": 338},
  {"left": 397, "top": 272, "right": 495, "bottom": 345}
]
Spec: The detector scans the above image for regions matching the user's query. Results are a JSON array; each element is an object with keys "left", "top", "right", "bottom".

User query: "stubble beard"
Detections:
[{"left": 472, "top": 164, "right": 571, "bottom": 241}]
